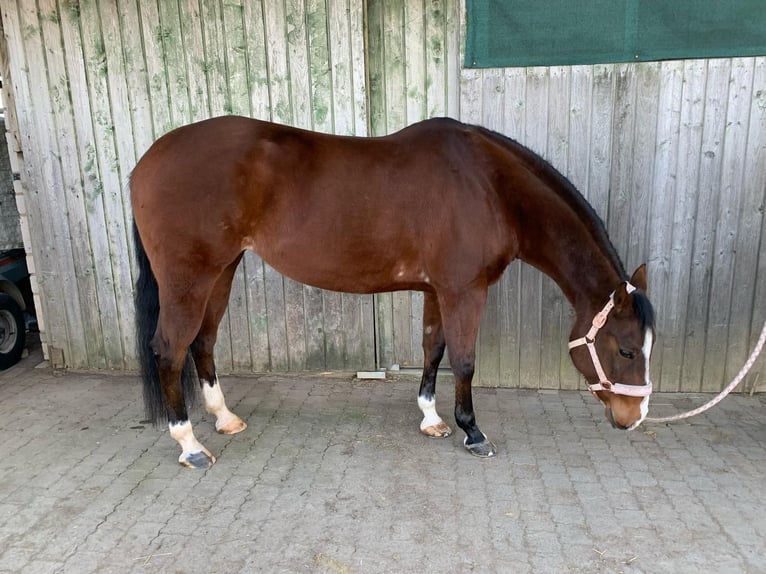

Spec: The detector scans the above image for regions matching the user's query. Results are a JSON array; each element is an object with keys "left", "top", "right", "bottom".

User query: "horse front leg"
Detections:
[
  {"left": 439, "top": 287, "right": 496, "bottom": 458},
  {"left": 417, "top": 291, "right": 451, "bottom": 438}
]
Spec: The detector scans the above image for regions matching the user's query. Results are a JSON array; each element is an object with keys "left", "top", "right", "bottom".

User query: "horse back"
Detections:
[{"left": 130, "top": 116, "right": 515, "bottom": 293}]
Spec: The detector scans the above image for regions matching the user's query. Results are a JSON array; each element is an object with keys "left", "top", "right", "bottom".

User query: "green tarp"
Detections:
[{"left": 465, "top": 0, "right": 766, "bottom": 68}]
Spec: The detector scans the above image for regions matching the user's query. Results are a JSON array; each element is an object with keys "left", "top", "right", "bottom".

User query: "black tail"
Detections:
[{"left": 133, "top": 221, "right": 198, "bottom": 425}]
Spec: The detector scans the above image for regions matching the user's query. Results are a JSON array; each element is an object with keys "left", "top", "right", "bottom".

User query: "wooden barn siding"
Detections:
[
  {"left": 3, "top": 0, "right": 764, "bottom": 393},
  {"left": 369, "top": 0, "right": 766, "bottom": 392},
  {"left": 0, "top": 0, "right": 374, "bottom": 373}
]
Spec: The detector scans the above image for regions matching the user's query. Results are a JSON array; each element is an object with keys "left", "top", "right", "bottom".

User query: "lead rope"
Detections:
[{"left": 644, "top": 319, "right": 766, "bottom": 424}]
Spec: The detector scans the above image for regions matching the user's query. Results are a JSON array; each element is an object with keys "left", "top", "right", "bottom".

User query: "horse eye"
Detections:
[{"left": 619, "top": 348, "right": 636, "bottom": 360}]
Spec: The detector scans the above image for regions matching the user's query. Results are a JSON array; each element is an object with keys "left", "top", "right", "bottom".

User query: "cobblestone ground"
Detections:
[{"left": 1, "top": 346, "right": 764, "bottom": 574}]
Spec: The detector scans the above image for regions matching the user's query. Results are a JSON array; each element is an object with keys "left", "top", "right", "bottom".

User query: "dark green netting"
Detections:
[{"left": 465, "top": 0, "right": 766, "bottom": 68}]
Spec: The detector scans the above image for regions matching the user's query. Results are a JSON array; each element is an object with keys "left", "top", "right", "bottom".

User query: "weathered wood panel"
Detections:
[
  {"left": 3, "top": 0, "right": 764, "bottom": 393},
  {"left": 368, "top": 0, "right": 766, "bottom": 392},
  {"left": 1, "top": 0, "right": 373, "bottom": 373}
]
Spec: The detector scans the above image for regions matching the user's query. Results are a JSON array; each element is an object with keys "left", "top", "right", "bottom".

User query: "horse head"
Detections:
[{"left": 569, "top": 265, "right": 656, "bottom": 430}]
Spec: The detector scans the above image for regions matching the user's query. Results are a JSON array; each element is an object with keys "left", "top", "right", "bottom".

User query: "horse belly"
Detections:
[{"left": 243, "top": 226, "right": 416, "bottom": 294}]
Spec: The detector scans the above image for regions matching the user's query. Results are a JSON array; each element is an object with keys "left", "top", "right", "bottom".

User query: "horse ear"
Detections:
[{"left": 629, "top": 264, "right": 648, "bottom": 292}]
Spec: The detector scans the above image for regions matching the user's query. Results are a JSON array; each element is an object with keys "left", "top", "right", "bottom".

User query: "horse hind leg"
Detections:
[
  {"left": 418, "top": 291, "right": 452, "bottom": 438},
  {"left": 190, "top": 254, "right": 247, "bottom": 436},
  {"left": 153, "top": 295, "right": 217, "bottom": 469}
]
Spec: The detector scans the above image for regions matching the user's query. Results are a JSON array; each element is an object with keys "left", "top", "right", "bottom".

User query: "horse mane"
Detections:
[
  {"left": 632, "top": 291, "right": 656, "bottom": 331},
  {"left": 471, "top": 124, "right": 627, "bottom": 280}
]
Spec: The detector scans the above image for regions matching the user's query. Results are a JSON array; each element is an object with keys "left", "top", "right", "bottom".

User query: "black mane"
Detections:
[{"left": 473, "top": 124, "right": 627, "bottom": 280}]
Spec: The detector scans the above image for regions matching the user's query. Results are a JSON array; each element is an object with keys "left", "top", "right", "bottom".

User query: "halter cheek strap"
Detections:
[{"left": 568, "top": 282, "right": 653, "bottom": 398}]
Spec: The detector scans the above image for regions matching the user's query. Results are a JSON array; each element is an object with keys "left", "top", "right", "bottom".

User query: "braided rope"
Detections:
[{"left": 645, "top": 319, "right": 766, "bottom": 424}]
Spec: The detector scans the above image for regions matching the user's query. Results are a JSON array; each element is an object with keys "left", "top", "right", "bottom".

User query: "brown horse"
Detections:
[{"left": 131, "top": 116, "right": 655, "bottom": 468}]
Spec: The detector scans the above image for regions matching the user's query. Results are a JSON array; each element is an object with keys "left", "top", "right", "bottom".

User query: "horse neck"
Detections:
[{"left": 490, "top": 139, "right": 626, "bottom": 323}]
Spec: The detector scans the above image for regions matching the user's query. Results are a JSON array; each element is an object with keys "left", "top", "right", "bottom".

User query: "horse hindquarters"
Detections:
[{"left": 133, "top": 222, "right": 244, "bottom": 468}]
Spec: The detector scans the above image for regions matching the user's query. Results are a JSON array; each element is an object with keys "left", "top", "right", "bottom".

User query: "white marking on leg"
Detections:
[
  {"left": 424, "top": 325, "right": 433, "bottom": 335},
  {"left": 168, "top": 420, "right": 213, "bottom": 464},
  {"left": 202, "top": 377, "right": 245, "bottom": 434},
  {"left": 628, "top": 329, "right": 653, "bottom": 431},
  {"left": 418, "top": 395, "right": 443, "bottom": 430}
]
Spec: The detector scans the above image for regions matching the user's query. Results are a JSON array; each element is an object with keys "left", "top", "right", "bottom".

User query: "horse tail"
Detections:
[{"left": 133, "top": 220, "right": 198, "bottom": 425}]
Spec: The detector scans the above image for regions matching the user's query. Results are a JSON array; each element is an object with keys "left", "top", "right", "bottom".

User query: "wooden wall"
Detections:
[
  {"left": 368, "top": 0, "right": 766, "bottom": 393},
  {"left": 0, "top": 0, "right": 373, "bottom": 372},
  {"left": 2, "top": 0, "right": 764, "bottom": 393}
]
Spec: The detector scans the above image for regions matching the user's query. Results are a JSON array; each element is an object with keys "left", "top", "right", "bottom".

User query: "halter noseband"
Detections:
[{"left": 568, "top": 282, "right": 653, "bottom": 398}]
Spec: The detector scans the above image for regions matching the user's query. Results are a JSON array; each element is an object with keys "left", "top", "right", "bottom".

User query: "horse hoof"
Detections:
[
  {"left": 179, "top": 450, "right": 216, "bottom": 469},
  {"left": 421, "top": 421, "right": 453, "bottom": 438},
  {"left": 463, "top": 436, "right": 496, "bottom": 458},
  {"left": 216, "top": 416, "right": 247, "bottom": 435}
]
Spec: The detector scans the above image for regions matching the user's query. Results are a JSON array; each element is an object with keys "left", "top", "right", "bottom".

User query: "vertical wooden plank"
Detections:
[
  {"left": 738, "top": 57, "right": 766, "bottom": 391},
  {"left": 243, "top": 252, "right": 271, "bottom": 371},
  {"left": 306, "top": 0, "right": 332, "bottom": 133},
  {"left": 118, "top": 0, "right": 154, "bottom": 163},
  {"left": 264, "top": 262, "right": 290, "bottom": 371},
  {"left": 518, "top": 67, "right": 548, "bottom": 388},
  {"left": 244, "top": 0, "right": 270, "bottom": 120},
  {"left": 178, "top": 0, "right": 210, "bottom": 122},
  {"left": 158, "top": 0, "right": 191, "bottom": 126},
  {"left": 223, "top": 0, "right": 249, "bottom": 116},
  {"left": 648, "top": 61, "right": 683, "bottom": 391},
  {"left": 607, "top": 63, "right": 637, "bottom": 260},
  {"left": 682, "top": 59, "right": 730, "bottom": 391},
  {"left": 541, "top": 65, "right": 570, "bottom": 389},
  {"left": 627, "top": 63, "right": 660, "bottom": 272},
  {"left": 37, "top": 0, "right": 106, "bottom": 368},
  {"left": 659, "top": 59, "right": 706, "bottom": 391},
  {"left": 365, "top": 0, "right": 385, "bottom": 136},
  {"left": 138, "top": 1, "right": 172, "bottom": 137},
  {"left": 343, "top": 292, "right": 375, "bottom": 368},
  {"left": 382, "top": 0, "right": 406, "bottom": 131},
  {"left": 425, "top": 0, "right": 447, "bottom": 117},
  {"left": 303, "top": 285, "right": 325, "bottom": 370},
  {"left": 404, "top": 0, "right": 425, "bottom": 123},
  {"left": 13, "top": 2, "right": 82, "bottom": 366},
  {"left": 348, "top": 0, "right": 367, "bottom": 135},
  {"left": 100, "top": 0, "right": 146, "bottom": 362},
  {"left": 284, "top": 278, "right": 308, "bottom": 370},
  {"left": 286, "top": 0, "right": 311, "bottom": 127},
  {"left": 496, "top": 67, "right": 526, "bottom": 388},
  {"left": 261, "top": 0, "right": 295, "bottom": 372},
  {"left": 323, "top": 290, "right": 344, "bottom": 369},
  {"left": 445, "top": 0, "right": 460, "bottom": 118},
  {"left": 587, "top": 64, "right": 615, "bottom": 223},
  {"left": 701, "top": 58, "right": 753, "bottom": 391}
]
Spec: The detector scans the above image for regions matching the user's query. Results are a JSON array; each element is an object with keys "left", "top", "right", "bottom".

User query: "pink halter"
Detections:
[{"left": 568, "top": 283, "right": 653, "bottom": 398}]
